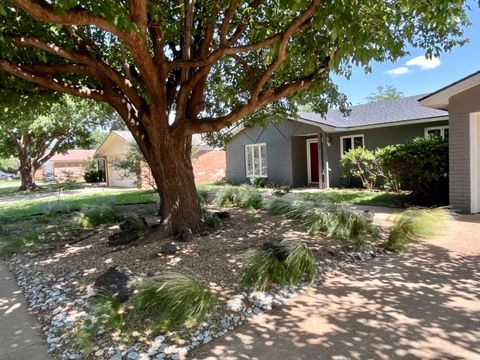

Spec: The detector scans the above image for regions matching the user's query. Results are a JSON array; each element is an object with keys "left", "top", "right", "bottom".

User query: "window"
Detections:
[
  {"left": 425, "top": 126, "right": 449, "bottom": 140},
  {"left": 245, "top": 143, "right": 267, "bottom": 177},
  {"left": 340, "top": 134, "right": 364, "bottom": 155}
]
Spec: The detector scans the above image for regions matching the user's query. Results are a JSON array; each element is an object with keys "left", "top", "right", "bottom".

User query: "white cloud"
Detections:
[
  {"left": 385, "top": 66, "right": 410, "bottom": 77},
  {"left": 405, "top": 56, "right": 441, "bottom": 70}
]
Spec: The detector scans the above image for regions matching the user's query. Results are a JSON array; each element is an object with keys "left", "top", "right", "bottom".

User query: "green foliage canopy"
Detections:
[{"left": 0, "top": 0, "right": 472, "bottom": 140}]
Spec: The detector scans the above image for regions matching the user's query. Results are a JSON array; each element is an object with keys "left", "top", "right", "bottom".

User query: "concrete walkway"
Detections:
[
  {"left": 0, "top": 260, "right": 49, "bottom": 360},
  {"left": 192, "top": 213, "right": 480, "bottom": 360}
]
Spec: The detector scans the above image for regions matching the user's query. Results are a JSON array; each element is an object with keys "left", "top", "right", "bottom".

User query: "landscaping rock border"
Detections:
[{"left": 7, "top": 246, "right": 386, "bottom": 360}]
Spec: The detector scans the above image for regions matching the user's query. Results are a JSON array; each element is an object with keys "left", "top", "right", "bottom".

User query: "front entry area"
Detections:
[{"left": 307, "top": 139, "right": 319, "bottom": 184}]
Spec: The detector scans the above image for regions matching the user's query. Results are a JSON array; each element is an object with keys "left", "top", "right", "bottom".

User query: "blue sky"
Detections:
[{"left": 332, "top": 4, "right": 480, "bottom": 105}]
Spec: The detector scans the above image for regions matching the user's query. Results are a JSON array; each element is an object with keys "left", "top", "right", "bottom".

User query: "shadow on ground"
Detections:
[{"left": 192, "top": 241, "right": 480, "bottom": 360}]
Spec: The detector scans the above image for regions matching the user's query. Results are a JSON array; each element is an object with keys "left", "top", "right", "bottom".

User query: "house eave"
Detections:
[
  {"left": 330, "top": 116, "right": 449, "bottom": 132},
  {"left": 420, "top": 70, "right": 480, "bottom": 110}
]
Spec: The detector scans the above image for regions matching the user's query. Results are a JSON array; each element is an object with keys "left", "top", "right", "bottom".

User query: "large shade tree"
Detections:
[
  {"left": 0, "top": 81, "right": 116, "bottom": 189},
  {"left": 0, "top": 0, "right": 471, "bottom": 238}
]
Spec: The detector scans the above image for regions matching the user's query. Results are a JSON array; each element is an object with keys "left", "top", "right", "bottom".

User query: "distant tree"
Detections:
[
  {"left": 366, "top": 85, "right": 404, "bottom": 103},
  {"left": 0, "top": 86, "right": 116, "bottom": 190}
]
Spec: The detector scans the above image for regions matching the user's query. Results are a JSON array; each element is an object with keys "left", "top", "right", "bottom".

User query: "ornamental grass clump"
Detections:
[
  {"left": 74, "top": 203, "right": 123, "bottom": 229},
  {"left": 75, "top": 293, "right": 125, "bottom": 350},
  {"left": 239, "top": 240, "right": 317, "bottom": 290},
  {"left": 264, "top": 195, "right": 378, "bottom": 248},
  {"left": 216, "top": 184, "right": 262, "bottom": 209},
  {"left": 384, "top": 207, "right": 449, "bottom": 251},
  {"left": 131, "top": 272, "right": 217, "bottom": 331}
]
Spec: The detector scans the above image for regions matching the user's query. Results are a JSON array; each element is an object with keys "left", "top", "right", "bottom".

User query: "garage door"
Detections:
[{"left": 107, "top": 157, "right": 137, "bottom": 188}]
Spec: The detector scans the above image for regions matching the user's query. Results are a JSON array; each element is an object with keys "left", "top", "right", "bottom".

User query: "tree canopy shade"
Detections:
[
  {"left": 366, "top": 85, "right": 404, "bottom": 103},
  {"left": 0, "top": 0, "right": 472, "bottom": 238},
  {"left": 0, "top": 87, "right": 117, "bottom": 189}
]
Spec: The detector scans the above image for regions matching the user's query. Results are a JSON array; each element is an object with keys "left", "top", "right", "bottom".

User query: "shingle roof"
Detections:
[
  {"left": 298, "top": 94, "right": 447, "bottom": 129},
  {"left": 51, "top": 149, "right": 96, "bottom": 161}
]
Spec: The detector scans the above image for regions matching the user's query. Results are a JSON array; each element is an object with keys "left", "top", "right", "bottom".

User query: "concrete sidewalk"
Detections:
[
  {"left": 0, "top": 260, "right": 49, "bottom": 360},
  {"left": 192, "top": 214, "right": 480, "bottom": 360}
]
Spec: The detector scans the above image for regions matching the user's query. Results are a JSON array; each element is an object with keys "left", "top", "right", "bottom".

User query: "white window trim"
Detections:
[
  {"left": 340, "top": 134, "right": 364, "bottom": 155},
  {"left": 306, "top": 138, "right": 319, "bottom": 184},
  {"left": 245, "top": 143, "right": 267, "bottom": 178},
  {"left": 424, "top": 126, "right": 449, "bottom": 139}
]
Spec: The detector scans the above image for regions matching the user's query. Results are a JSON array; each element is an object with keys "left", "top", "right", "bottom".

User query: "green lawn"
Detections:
[
  {"left": 0, "top": 189, "right": 159, "bottom": 221},
  {"left": 299, "top": 189, "right": 408, "bottom": 208},
  {"left": 0, "top": 182, "right": 62, "bottom": 198}
]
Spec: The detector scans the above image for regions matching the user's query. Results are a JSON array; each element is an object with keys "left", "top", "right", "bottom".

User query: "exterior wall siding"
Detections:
[
  {"left": 448, "top": 83, "right": 480, "bottom": 213},
  {"left": 226, "top": 121, "right": 321, "bottom": 185},
  {"left": 327, "top": 120, "right": 449, "bottom": 187},
  {"left": 226, "top": 119, "right": 449, "bottom": 188}
]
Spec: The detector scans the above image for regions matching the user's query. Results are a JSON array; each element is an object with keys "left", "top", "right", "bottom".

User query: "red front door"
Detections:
[{"left": 309, "top": 141, "right": 319, "bottom": 183}]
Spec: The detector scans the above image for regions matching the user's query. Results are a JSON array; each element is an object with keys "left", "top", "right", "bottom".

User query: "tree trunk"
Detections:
[
  {"left": 18, "top": 155, "right": 37, "bottom": 191},
  {"left": 145, "top": 136, "right": 203, "bottom": 238}
]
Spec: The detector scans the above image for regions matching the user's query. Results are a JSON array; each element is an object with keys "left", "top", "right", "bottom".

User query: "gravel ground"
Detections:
[{"left": 6, "top": 203, "right": 389, "bottom": 360}]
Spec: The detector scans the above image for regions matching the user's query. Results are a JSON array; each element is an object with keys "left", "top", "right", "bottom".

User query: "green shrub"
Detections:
[
  {"left": 0, "top": 232, "right": 41, "bottom": 256},
  {"left": 197, "top": 188, "right": 209, "bottom": 203},
  {"left": 131, "top": 272, "right": 217, "bottom": 330},
  {"left": 75, "top": 294, "right": 124, "bottom": 351},
  {"left": 202, "top": 208, "right": 221, "bottom": 230},
  {"left": 216, "top": 185, "right": 262, "bottom": 209},
  {"left": 264, "top": 195, "right": 378, "bottom": 248},
  {"left": 239, "top": 240, "right": 316, "bottom": 290},
  {"left": 84, "top": 170, "right": 104, "bottom": 183},
  {"left": 252, "top": 175, "right": 266, "bottom": 188},
  {"left": 340, "top": 147, "right": 382, "bottom": 190},
  {"left": 74, "top": 203, "right": 123, "bottom": 229},
  {"left": 378, "top": 137, "right": 448, "bottom": 198},
  {"left": 384, "top": 208, "right": 449, "bottom": 251}
]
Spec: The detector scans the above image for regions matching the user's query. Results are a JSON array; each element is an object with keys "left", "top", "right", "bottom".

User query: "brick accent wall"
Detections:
[
  {"left": 137, "top": 150, "right": 226, "bottom": 188},
  {"left": 448, "top": 113, "right": 471, "bottom": 213},
  {"left": 192, "top": 150, "right": 226, "bottom": 183}
]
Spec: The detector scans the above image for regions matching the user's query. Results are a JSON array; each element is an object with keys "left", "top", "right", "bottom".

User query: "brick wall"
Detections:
[
  {"left": 137, "top": 150, "right": 226, "bottom": 189},
  {"left": 192, "top": 150, "right": 226, "bottom": 183}
]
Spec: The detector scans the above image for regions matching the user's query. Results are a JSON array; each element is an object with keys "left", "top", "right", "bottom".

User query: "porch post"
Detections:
[
  {"left": 322, "top": 131, "right": 330, "bottom": 189},
  {"left": 317, "top": 133, "right": 323, "bottom": 188}
]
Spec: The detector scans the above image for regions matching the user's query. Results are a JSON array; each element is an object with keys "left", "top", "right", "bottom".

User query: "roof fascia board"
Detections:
[{"left": 330, "top": 116, "right": 449, "bottom": 132}]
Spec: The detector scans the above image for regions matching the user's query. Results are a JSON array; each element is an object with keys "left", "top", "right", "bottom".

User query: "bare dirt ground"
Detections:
[{"left": 24, "top": 203, "right": 384, "bottom": 297}]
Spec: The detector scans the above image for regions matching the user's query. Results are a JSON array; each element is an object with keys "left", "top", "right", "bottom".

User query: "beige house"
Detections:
[
  {"left": 94, "top": 131, "right": 137, "bottom": 187},
  {"left": 95, "top": 130, "right": 226, "bottom": 188}
]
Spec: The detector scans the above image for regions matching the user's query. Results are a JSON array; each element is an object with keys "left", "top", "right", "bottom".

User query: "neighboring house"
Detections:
[
  {"left": 35, "top": 149, "right": 96, "bottom": 181},
  {"left": 94, "top": 130, "right": 226, "bottom": 188},
  {"left": 226, "top": 95, "right": 448, "bottom": 189},
  {"left": 420, "top": 70, "right": 480, "bottom": 214}
]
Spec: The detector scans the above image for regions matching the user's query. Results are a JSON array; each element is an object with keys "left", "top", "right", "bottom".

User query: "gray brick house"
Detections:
[
  {"left": 226, "top": 95, "right": 448, "bottom": 188},
  {"left": 226, "top": 70, "right": 480, "bottom": 214},
  {"left": 421, "top": 70, "right": 480, "bottom": 214}
]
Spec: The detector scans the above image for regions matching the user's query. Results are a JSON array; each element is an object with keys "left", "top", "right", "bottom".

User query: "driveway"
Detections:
[{"left": 192, "top": 212, "right": 480, "bottom": 360}]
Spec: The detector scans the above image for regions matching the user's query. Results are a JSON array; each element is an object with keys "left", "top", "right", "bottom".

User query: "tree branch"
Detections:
[
  {"left": 252, "top": 0, "right": 321, "bottom": 99},
  {"left": 13, "top": 37, "right": 147, "bottom": 111},
  {"left": 128, "top": 0, "right": 148, "bottom": 29},
  {"left": 187, "top": 72, "right": 324, "bottom": 134},
  {"left": 0, "top": 60, "right": 106, "bottom": 101},
  {"left": 12, "top": 0, "right": 131, "bottom": 41},
  {"left": 219, "top": 0, "right": 237, "bottom": 46}
]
